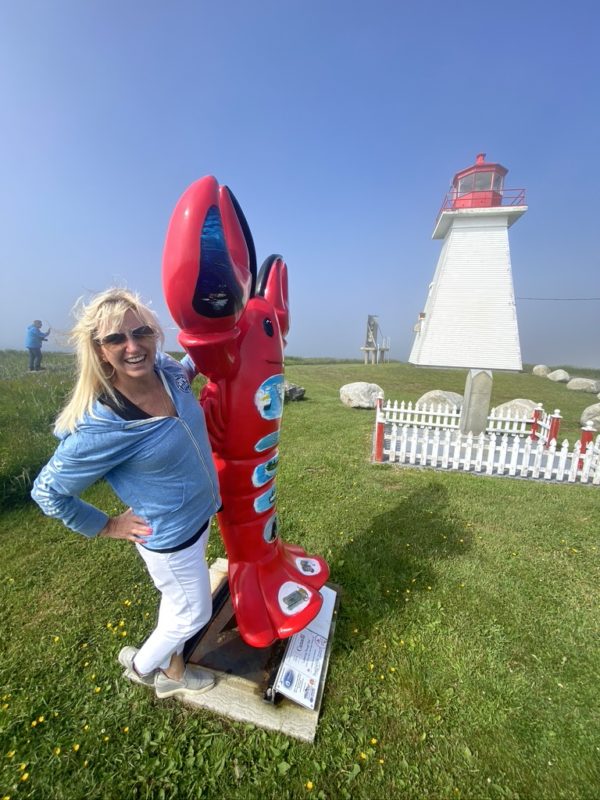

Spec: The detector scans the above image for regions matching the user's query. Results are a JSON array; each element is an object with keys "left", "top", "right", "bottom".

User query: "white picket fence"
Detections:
[
  {"left": 380, "top": 425, "right": 600, "bottom": 485},
  {"left": 380, "top": 399, "right": 559, "bottom": 444}
]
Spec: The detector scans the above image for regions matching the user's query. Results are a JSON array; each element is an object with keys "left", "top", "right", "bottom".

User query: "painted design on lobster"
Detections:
[{"left": 162, "top": 176, "right": 330, "bottom": 648}]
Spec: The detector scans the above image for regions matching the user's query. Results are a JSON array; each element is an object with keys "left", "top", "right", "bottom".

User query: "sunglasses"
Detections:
[{"left": 96, "top": 325, "right": 157, "bottom": 348}]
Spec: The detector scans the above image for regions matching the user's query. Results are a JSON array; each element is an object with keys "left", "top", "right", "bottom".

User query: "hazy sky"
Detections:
[{"left": 1, "top": 1, "right": 599, "bottom": 366}]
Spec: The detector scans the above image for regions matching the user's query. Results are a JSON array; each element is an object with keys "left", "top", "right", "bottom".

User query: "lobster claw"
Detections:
[
  {"left": 256, "top": 255, "right": 290, "bottom": 343},
  {"left": 162, "top": 176, "right": 256, "bottom": 375}
]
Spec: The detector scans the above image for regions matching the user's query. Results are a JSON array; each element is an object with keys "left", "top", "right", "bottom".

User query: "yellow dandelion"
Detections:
[
  {"left": 305, "top": 781, "right": 314, "bottom": 791},
  {"left": 20, "top": 773, "right": 29, "bottom": 782},
  {"left": 83, "top": 661, "right": 89, "bottom": 667},
  {"left": 37, "top": 716, "right": 44, "bottom": 723},
  {"left": 369, "top": 663, "right": 374, "bottom": 670},
  {"left": 94, "top": 687, "right": 101, "bottom": 694},
  {"left": 91, "top": 673, "right": 96, "bottom": 680},
  {"left": 83, "top": 724, "right": 89, "bottom": 731},
  {"left": 106, "top": 622, "right": 113, "bottom": 630},
  {"left": 6, "top": 750, "right": 15, "bottom": 759},
  {"left": 371, "top": 737, "right": 378, "bottom": 744},
  {"left": 123, "top": 599, "right": 131, "bottom": 607},
  {"left": 31, "top": 720, "right": 37, "bottom": 728},
  {"left": 2, "top": 794, "right": 10, "bottom": 800},
  {"left": 83, "top": 760, "right": 89, "bottom": 767},
  {"left": 72, "top": 743, "right": 80, "bottom": 752},
  {"left": 18, "top": 763, "right": 27, "bottom": 771},
  {"left": 120, "top": 631, "right": 127, "bottom": 638},
  {"left": 353, "top": 628, "right": 358, "bottom": 634},
  {"left": 81, "top": 642, "right": 88, "bottom": 649},
  {"left": 390, "top": 667, "right": 396, "bottom": 672},
  {"left": 1, "top": 703, "right": 8, "bottom": 710},
  {"left": 103, "top": 735, "right": 110, "bottom": 742},
  {"left": 122, "top": 727, "right": 129, "bottom": 734},
  {"left": 53, "top": 636, "right": 60, "bottom": 643},
  {"left": 379, "top": 674, "right": 385, "bottom": 680},
  {"left": 53, "top": 747, "right": 61, "bottom": 756},
  {"left": 379, "top": 758, "right": 385, "bottom": 764},
  {"left": 118, "top": 620, "right": 125, "bottom": 628},
  {"left": 360, "top": 752, "right": 367, "bottom": 760}
]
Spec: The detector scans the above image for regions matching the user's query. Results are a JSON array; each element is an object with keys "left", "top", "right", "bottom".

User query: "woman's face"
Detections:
[{"left": 97, "top": 308, "right": 158, "bottom": 387}]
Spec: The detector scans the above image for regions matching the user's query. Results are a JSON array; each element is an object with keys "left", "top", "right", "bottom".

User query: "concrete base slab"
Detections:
[{"left": 174, "top": 558, "right": 328, "bottom": 743}]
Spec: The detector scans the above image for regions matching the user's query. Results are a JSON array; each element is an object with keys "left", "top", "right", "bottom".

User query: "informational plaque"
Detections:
[{"left": 273, "top": 586, "right": 337, "bottom": 710}]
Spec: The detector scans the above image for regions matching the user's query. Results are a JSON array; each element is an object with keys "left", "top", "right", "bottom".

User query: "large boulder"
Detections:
[
  {"left": 416, "top": 390, "right": 463, "bottom": 410},
  {"left": 339, "top": 382, "right": 383, "bottom": 409},
  {"left": 493, "top": 398, "right": 539, "bottom": 417},
  {"left": 566, "top": 378, "right": 600, "bottom": 393},
  {"left": 284, "top": 381, "right": 305, "bottom": 402},
  {"left": 532, "top": 364, "right": 551, "bottom": 377},
  {"left": 580, "top": 403, "right": 600, "bottom": 430},
  {"left": 547, "top": 369, "right": 570, "bottom": 383}
]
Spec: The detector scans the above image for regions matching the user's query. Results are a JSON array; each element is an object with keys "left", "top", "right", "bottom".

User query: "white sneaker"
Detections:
[
  {"left": 155, "top": 665, "right": 215, "bottom": 699},
  {"left": 118, "top": 646, "right": 156, "bottom": 687}
]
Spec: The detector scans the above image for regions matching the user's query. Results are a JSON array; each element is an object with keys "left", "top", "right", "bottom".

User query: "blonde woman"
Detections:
[{"left": 32, "top": 288, "right": 220, "bottom": 698}]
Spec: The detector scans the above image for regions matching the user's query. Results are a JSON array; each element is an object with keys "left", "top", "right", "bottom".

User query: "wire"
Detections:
[{"left": 516, "top": 296, "right": 600, "bottom": 301}]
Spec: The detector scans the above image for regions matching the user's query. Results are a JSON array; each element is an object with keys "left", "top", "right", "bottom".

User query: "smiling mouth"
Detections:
[{"left": 124, "top": 355, "right": 146, "bottom": 364}]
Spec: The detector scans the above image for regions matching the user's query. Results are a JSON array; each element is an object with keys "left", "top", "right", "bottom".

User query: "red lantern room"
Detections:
[{"left": 451, "top": 152, "right": 507, "bottom": 209}]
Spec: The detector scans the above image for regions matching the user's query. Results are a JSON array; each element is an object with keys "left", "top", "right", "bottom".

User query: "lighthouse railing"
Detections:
[{"left": 437, "top": 187, "right": 527, "bottom": 215}]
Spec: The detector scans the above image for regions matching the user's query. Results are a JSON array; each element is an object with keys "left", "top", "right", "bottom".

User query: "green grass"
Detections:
[{"left": 1, "top": 352, "right": 599, "bottom": 799}]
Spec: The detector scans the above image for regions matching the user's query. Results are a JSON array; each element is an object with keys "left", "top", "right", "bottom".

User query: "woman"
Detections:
[{"left": 32, "top": 288, "right": 220, "bottom": 698}]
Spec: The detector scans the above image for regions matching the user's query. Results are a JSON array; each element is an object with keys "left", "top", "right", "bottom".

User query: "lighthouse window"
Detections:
[
  {"left": 457, "top": 174, "right": 474, "bottom": 195},
  {"left": 492, "top": 173, "right": 503, "bottom": 192},
  {"left": 474, "top": 171, "right": 493, "bottom": 191}
]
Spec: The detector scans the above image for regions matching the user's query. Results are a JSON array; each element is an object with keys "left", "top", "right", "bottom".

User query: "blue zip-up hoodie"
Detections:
[
  {"left": 31, "top": 352, "right": 221, "bottom": 550},
  {"left": 25, "top": 324, "right": 49, "bottom": 348}
]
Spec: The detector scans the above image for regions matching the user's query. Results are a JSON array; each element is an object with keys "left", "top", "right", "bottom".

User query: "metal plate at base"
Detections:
[{"left": 177, "top": 558, "right": 337, "bottom": 743}]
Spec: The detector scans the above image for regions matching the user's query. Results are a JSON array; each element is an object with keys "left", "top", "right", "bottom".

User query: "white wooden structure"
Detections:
[
  {"left": 378, "top": 400, "right": 560, "bottom": 444},
  {"left": 377, "top": 425, "right": 600, "bottom": 486},
  {"left": 409, "top": 154, "right": 526, "bottom": 371}
]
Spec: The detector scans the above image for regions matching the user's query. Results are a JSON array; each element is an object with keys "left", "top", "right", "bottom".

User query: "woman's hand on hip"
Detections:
[{"left": 99, "top": 509, "right": 152, "bottom": 544}]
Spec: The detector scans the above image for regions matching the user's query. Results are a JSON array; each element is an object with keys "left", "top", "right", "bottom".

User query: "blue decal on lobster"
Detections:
[{"left": 162, "top": 175, "right": 330, "bottom": 648}]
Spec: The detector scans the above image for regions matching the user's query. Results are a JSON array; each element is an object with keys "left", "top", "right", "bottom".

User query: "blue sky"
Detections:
[{"left": 1, "top": 0, "right": 599, "bottom": 366}]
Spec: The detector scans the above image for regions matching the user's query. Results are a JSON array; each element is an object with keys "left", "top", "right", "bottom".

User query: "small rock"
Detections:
[
  {"left": 532, "top": 364, "right": 551, "bottom": 377},
  {"left": 416, "top": 390, "right": 463, "bottom": 410},
  {"left": 547, "top": 369, "right": 570, "bottom": 383},
  {"left": 339, "top": 382, "right": 383, "bottom": 409},
  {"left": 284, "top": 381, "right": 305, "bottom": 402},
  {"left": 566, "top": 378, "right": 600, "bottom": 393}
]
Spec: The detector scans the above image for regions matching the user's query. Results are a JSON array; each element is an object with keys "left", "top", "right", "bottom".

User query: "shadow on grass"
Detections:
[
  {"left": 0, "top": 461, "right": 47, "bottom": 513},
  {"left": 333, "top": 478, "right": 472, "bottom": 631}
]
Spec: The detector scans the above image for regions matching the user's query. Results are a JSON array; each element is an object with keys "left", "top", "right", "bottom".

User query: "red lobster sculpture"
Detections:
[{"left": 162, "top": 176, "right": 330, "bottom": 648}]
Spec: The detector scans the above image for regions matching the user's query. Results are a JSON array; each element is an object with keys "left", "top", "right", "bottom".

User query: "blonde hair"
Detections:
[{"left": 55, "top": 288, "right": 164, "bottom": 434}]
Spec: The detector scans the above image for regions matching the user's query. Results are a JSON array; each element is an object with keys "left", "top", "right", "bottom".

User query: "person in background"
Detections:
[
  {"left": 31, "top": 288, "right": 220, "bottom": 699},
  {"left": 25, "top": 319, "right": 51, "bottom": 371}
]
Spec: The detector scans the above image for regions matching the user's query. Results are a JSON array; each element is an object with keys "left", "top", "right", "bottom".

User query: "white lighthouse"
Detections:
[{"left": 409, "top": 153, "right": 527, "bottom": 433}]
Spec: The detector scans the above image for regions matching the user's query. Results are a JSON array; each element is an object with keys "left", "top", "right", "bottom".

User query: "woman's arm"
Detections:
[{"left": 31, "top": 442, "right": 151, "bottom": 543}]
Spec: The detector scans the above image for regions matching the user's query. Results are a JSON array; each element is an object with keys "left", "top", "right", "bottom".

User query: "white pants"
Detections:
[{"left": 134, "top": 524, "right": 212, "bottom": 675}]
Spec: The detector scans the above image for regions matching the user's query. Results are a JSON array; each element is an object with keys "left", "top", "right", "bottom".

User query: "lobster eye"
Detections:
[{"left": 263, "top": 317, "right": 274, "bottom": 337}]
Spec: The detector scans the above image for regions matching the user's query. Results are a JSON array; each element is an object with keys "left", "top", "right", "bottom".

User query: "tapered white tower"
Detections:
[
  {"left": 410, "top": 153, "right": 526, "bottom": 370},
  {"left": 409, "top": 154, "right": 527, "bottom": 433}
]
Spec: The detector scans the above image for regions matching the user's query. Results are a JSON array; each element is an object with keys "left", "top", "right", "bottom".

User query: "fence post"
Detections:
[
  {"left": 578, "top": 421, "right": 596, "bottom": 470},
  {"left": 530, "top": 403, "right": 543, "bottom": 441},
  {"left": 547, "top": 409, "right": 562, "bottom": 445},
  {"left": 373, "top": 393, "right": 385, "bottom": 462}
]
